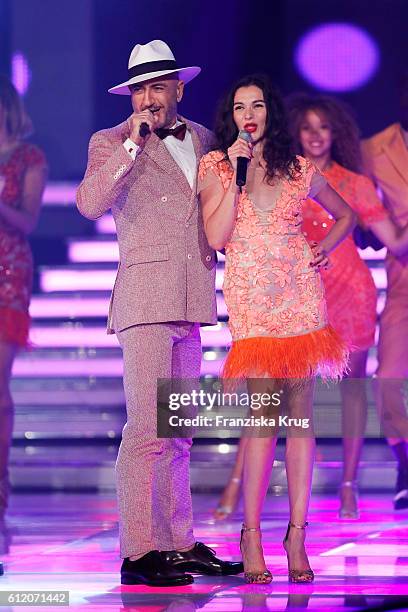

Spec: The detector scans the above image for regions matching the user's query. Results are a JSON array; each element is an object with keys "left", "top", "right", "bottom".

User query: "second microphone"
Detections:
[{"left": 236, "top": 130, "right": 253, "bottom": 188}]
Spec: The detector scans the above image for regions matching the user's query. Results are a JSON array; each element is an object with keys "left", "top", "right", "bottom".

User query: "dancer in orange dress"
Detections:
[
  {"left": 288, "top": 94, "right": 408, "bottom": 517},
  {"left": 213, "top": 94, "right": 408, "bottom": 524},
  {"left": 199, "top": 75, "right": 355, "bottom": 584},
  {"left": 0, "top": 76, "right": 47, "bottom": 518}
]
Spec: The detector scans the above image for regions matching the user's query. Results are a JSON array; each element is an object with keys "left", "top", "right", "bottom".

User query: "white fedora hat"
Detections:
[{"left": 108, "top": 39, "right": 201, "bottom": 95}]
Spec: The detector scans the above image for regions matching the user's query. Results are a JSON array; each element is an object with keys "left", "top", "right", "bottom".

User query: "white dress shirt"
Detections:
[{"left": 123, "top": 119, "right": 196, "bottom": 188}]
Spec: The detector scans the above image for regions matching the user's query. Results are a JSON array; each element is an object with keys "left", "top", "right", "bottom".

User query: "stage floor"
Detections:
[{"left": 0, "top": 492, "right": 407, "bottom": 611}]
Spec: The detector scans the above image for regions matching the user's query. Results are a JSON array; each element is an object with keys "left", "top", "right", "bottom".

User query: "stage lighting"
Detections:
[
  {"left": 12, "top": 51, "right": 31, "bottom": 95},
  {"left": 295, "top": 23, "right": 379, "bottom": 91}
]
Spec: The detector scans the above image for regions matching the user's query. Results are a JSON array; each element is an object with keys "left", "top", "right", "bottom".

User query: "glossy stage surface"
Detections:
[{"left": 0, "top": 492, "right": 407, "bottom": 611}]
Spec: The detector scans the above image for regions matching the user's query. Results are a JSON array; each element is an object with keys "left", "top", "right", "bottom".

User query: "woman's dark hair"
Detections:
[
  {"left": 285, "top": 93, "right": 362, "bottom": 173},
  {"left": 214, "top": 73, "right": 300, "bottom": 181},
  {"left": 0, "top": 74, "right": 32, "bottom": 139}
]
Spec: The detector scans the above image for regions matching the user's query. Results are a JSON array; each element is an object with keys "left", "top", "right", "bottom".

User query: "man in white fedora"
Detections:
[{"left": 77, "top": 40, "right": 243, "bottom": 586}]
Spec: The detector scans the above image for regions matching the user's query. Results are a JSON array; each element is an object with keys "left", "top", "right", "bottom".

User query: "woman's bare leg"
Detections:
[
  {"left": 241, "top": 378, "right": 279, "bottom": 576},
  {"left": 340, "top": 349, "right": 368, "bottom": 516},
  {"left": 0, "top": 341, "right": 18, "bottom": 516},
  {"left": 214, "top": 436, "right": 247, "bottom": 519},
  {"left": 284, "top": 379, "right": 315, "bottom": 576}
]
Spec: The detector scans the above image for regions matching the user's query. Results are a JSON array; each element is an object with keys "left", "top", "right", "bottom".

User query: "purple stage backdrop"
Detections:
[{"left": 2, "top": 0, "right": 407, "bottom": 180}]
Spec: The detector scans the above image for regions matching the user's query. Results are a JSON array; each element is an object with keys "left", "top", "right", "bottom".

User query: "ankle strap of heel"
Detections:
[
  {"left": 288, "top": 521, "right": 309, "bottom": 529},
  {"left": 241, "top": 523, "right": 261, "bottom": 532}
]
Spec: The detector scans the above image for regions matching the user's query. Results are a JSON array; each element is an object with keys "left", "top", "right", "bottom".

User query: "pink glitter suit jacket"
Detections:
[{"left": 77, "top": 115, "right": 217, "bottom": 333}]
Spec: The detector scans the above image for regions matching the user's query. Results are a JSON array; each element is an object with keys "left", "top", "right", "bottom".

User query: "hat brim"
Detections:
[{"left": 108, "top": 66, "right": 201, "bottom": 95}]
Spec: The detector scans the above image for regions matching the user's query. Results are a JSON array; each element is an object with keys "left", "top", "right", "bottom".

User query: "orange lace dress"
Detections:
[
  {"left": 0, "top": 142, "right": 46, "bottom": 346},
  {"left": 198, "top": 150, "right": 349, "bottom": 379},
  {"left": 302, "top": 162, "right": 388, "bottom": 351}
]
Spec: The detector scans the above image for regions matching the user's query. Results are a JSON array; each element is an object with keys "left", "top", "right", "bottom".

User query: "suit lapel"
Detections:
[
  {"left": 121, "top": 114, "right": 204, "bottom": 215},
  {"left": 137, "top": 115, "right": 194, "bottom": 199},
  {"left": 383, "top": 124, "right": 408, "bottom": 187}
]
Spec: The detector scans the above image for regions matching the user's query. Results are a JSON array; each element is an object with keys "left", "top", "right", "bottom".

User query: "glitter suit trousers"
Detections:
[{"left": 115, "top": 321, "right": 201, "bottom": 559}]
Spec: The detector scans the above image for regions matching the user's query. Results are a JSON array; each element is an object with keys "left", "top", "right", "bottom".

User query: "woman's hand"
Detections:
[
  {"left": 313, "top": 183, "right": 356, "bottom": 255},
  {"left": 309, "top": 241, "right": 330, "bottom": 270},
  {"left": 227, "top": 135, "right": 252, "bottom": 171}
]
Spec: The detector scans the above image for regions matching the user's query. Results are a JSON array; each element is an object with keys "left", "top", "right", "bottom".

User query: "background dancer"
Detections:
[
  {"left": 362, "top": 73, "right": 408, "bottom": 510},
  {"left": 0, "top": 75, "right": 47, "bottom": 520}
]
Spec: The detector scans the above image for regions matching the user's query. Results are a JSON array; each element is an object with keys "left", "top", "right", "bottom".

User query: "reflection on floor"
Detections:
[{"left": 0, "top": 492, "right": 407, "bottom": 611}]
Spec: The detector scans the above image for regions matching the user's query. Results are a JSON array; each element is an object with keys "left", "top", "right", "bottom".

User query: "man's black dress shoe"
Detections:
[
  {"left": 121, "top": 550, "right": 194, "bottom": 586},
  {"left": 162, "top": 542, "right": 244, "bottom": 575}
]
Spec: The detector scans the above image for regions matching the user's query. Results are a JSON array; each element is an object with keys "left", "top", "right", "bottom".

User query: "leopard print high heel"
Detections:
[
  {"left": 240, "top": 524, "right": 272, "bottom": 584},
  {"left": 283, "top": 521, "right": 314, "bottom": 583}
]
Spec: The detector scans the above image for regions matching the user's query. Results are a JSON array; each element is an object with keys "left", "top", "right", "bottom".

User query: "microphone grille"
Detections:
[{"left": 238, "top": 130, "right": 252, "bottom": 143}]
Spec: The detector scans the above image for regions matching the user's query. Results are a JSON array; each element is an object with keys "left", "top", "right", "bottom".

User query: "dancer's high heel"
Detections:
[
  {"left": 339, "top": 480, "right": 359, "bottom": 519},
  {"left": 283, "top": 521, "right": 314, "bottom": 583},
  {"left": 213, "top": 477, "right": 241, "bottom": 520},
  {"left": 240, "top": 524, "right": 272, "bottom": 584}
]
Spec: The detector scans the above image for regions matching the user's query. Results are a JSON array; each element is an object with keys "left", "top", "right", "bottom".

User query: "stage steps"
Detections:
[
  {"left": 9, "top": 441, "right": 398, "bottom": 493},
  {"left": 7, "top": 184, "right": 393, "bottom": 491}
]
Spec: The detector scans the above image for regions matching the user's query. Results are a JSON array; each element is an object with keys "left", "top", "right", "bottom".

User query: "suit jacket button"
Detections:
[
  {"left": 205, "top": 255, "right": 211, "bottom": 261},
  {"left": 161, "top": 196, "right": 168, "bottom": 202},
  {"left": 187, "top": 254, "right": 192, "bottom": 259}
]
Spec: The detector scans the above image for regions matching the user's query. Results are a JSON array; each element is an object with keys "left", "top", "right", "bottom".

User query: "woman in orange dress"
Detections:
[
  {"left": 198, "top": 75, "right": 355, "bottom": 583},
  {"left": 0, "top": 76, "right": 47, "bottom": 518},
  {"left": 214, "top": 95, "right": 408, "bottom": 525}
]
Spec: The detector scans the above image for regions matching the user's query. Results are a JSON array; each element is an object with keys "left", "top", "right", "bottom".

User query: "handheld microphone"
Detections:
[
  {"left": 236, "top": 130, "right": 252, "bottom": 188},
  {"left": 139, "top": 122, "right": 151, "bottom": 138}
]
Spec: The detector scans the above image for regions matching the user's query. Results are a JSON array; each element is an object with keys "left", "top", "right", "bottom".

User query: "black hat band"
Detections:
[{"left": 128, "top": 59, "right": 178, "bottom": 79}]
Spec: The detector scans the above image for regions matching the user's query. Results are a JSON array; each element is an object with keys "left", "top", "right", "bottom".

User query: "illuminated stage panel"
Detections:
[
  {"left": 68, "top": 239, "right": 227, "bottom": 263},
  {"left": 12, "top": 355, "right": 378, "bottom": 377},
  {"left": 29, "top": 324, "right": 232, "bottom": 348},
  {"left": 29, "top": 296, "right": 111, "bottom": 318},
  {"left": 40, "top": 268, "right": 226, "bottom": 292},
  {"left": 43, "top": 182, "right": 79, "bottom": 206},
  {"left": 40, "top": 269, "right": 117, "bottom": 292},
  {"left": 40, "top": 266, "right": 387, "bottom": 292},
  {"left": 29, "top": 294, "right": 229, "bottom": 318},
  {"left": 357, "top": 247, "right": 386, "bottom": 260},
  {"left": 12, "top": 357, "right": 225, "bottom": 377},
  {"left": 69, "top": 240, "right": 119, "bottom": 262},
  {"left": 68, "top": 237, "right": 383, "bottom": 264},
  {"left": 96, "top": 214, "right": 116, "bottom": 234}
]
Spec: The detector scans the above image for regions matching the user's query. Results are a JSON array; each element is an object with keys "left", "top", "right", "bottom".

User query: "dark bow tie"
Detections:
[{"left": 155, "top": 123, "right": 187, "bottom": 141}]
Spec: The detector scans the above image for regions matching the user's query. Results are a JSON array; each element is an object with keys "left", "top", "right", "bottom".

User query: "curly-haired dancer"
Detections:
[
  {"left": 288, "top": 94, "right": 408, "bottom": 516},
  {"left": 198, "top": 75, "right": 355, "bottom": 583}
]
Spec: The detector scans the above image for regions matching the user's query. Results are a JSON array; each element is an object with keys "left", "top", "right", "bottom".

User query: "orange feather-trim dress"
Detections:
[{"left": 198, "top": 150, "right": 349, "bottom": 380}]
